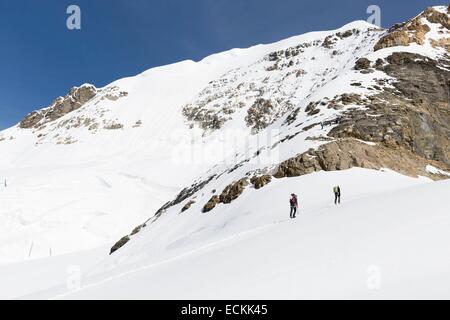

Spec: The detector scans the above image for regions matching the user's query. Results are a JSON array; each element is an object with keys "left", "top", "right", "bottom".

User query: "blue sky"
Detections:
[{"left": 0, "top": 0, "right": 443, "bottom": 129}]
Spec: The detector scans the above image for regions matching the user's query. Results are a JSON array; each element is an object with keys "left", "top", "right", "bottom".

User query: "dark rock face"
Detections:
[
  {"left": 202, "top": 178, "right": 250, "bottom": 212},
  {"left": 274, "top": 150, "right": 323, "bottom": 178},
  {"left": 274, "top": 140, "right": 450, "bottom": 180},
  {"left": 203, "top": 195, "right": 220, "bottom": 213},
  {"left": 336, "top": 30, "right": 354, "bottom": 38},
  {"left": 19, "top": 85, "right": 97, "bottom": 129},
  {"left": 245, "top": 99, "right": 276, "bottom": 132},
  {"left": 18, "top": 111, "right": 45, "bottom": 129},
  {"left": 380, "top": 53, "right": 449, "bottom": 165},
  {"left": 374, "top": 20, "right": 430, "bottom": 51},
  {"left": 219, "top": 178, "right": 249, "bottom": 204},
  {"left": 322, "top": 35, "right": 335, "bottom": 49},
  {"left": 283, "top": 108, "right": 300, "bottom": 125},
  {"left": 354, "top": 58, "right": 371, "bottom": 70},
  {"left": 182, "top": 106, "right": 226, "bottom": 130},
  {"left": 104, "top": 123, "right": 124, "bottom": 130},
  {"left": 382, "top": 53, "right": 449, "bottom": 107},
  {"left": 110, "top": 236, "right": 130, "bottom": 255},
  {"left": 333, "top": 93, "right": 367, "bottom": 106},
  {"left": 159, "top": 175, "right": 216, "bottom": 216},
  {"left": 329, "top": 52, "right": 450, "bottom": 166},
  {"left": 181, "top": 200, "right": 195, "bottom": 213},
  {"left": 250, "top": 175, "right": 272, "bottom": 189},
  {"left": 130, "top": 226, "right": 142, "bottom": 236},
  {"left": 305, "top": 101, "right": 321, "bottom": 116},
  {"left": 322, "top": 29, "right": 360, "bottom": 49},
  {"left": 374, "top": 7, "right": 449, "bottom": 51},
  {"left": 424, "top": 6, "right": 450, "bottom": 29}
]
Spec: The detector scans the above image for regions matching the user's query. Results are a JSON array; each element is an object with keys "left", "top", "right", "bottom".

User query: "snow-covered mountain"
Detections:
[{"left": 0, "top": 5, "right": 449, "bottom": 299}]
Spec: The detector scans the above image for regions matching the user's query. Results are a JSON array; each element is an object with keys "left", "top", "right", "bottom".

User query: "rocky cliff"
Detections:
[{"left": 19, "top": 84, "right": 98, "bottom": 129}]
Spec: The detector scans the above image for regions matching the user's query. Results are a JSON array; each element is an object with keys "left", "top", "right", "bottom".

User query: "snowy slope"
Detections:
[
  {"left": 17, "top": 168, "right": 450, "bottom": 299},
  {"left": 0, "top": 246, "right": 108, "bottom": 299}
]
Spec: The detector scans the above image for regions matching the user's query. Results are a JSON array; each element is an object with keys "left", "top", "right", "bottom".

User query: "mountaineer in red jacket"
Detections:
[{"left": 289, "top": 193, "right": 298, "bottom": 219}]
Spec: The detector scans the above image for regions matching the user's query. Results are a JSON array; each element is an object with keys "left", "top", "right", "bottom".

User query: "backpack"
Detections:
[{"left": 290, "top": 196, "right": 297, "bottom": 206}]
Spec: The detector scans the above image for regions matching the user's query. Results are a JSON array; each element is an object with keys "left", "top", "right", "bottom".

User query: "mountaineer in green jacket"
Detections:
[{"left": 333, "top": 185, "right": 341, "bottom": 205}]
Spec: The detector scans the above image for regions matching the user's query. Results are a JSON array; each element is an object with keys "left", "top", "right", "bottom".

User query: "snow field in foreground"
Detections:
[{"left": 14, "top": 168, "right": 449, "bottom": 299}]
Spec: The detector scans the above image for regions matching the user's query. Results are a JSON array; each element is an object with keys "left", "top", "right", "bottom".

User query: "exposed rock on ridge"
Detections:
[
  {"left": 19, "top": 84, "right": 97, "bottom": 129},
  {"left": 374, "top": 6, "right": 450, "bottom": 51}
]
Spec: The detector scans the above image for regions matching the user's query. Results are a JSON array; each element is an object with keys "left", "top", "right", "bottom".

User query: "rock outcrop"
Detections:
[
  {"left": 202, "top": 195, "right": 220, "bottom": 213},
  {"left": 374, "top": 6, "right": 450, "bottom": 51},
  {"left": 219, "top": 178, "right": 250, "bottom": 204},
  {"left": 250, "top": 175, "right": 272, "bottom": 189},
  {"left": 181, "top": 200, "right": 196, "bottom": 213},
  {"left": 273, "top": 139, "right": 449, "bottom": 180},
  {"left": 110, "top": 235, "right": 130, "bottom": 255},
  {"left": 19, "top": 84, "right": 97, "bottom": 129},
  {"left": 202, "top": 178, "right": 250, "bottom": 212},
  {"left": 330, "top": 52, "right": 450, "bottom": 166},
  {"left": 245, "top": 98, "right": 278, "bottom": 133},
  {"left": 354, "top": 58, "right": 371, "bottom": 70}
]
